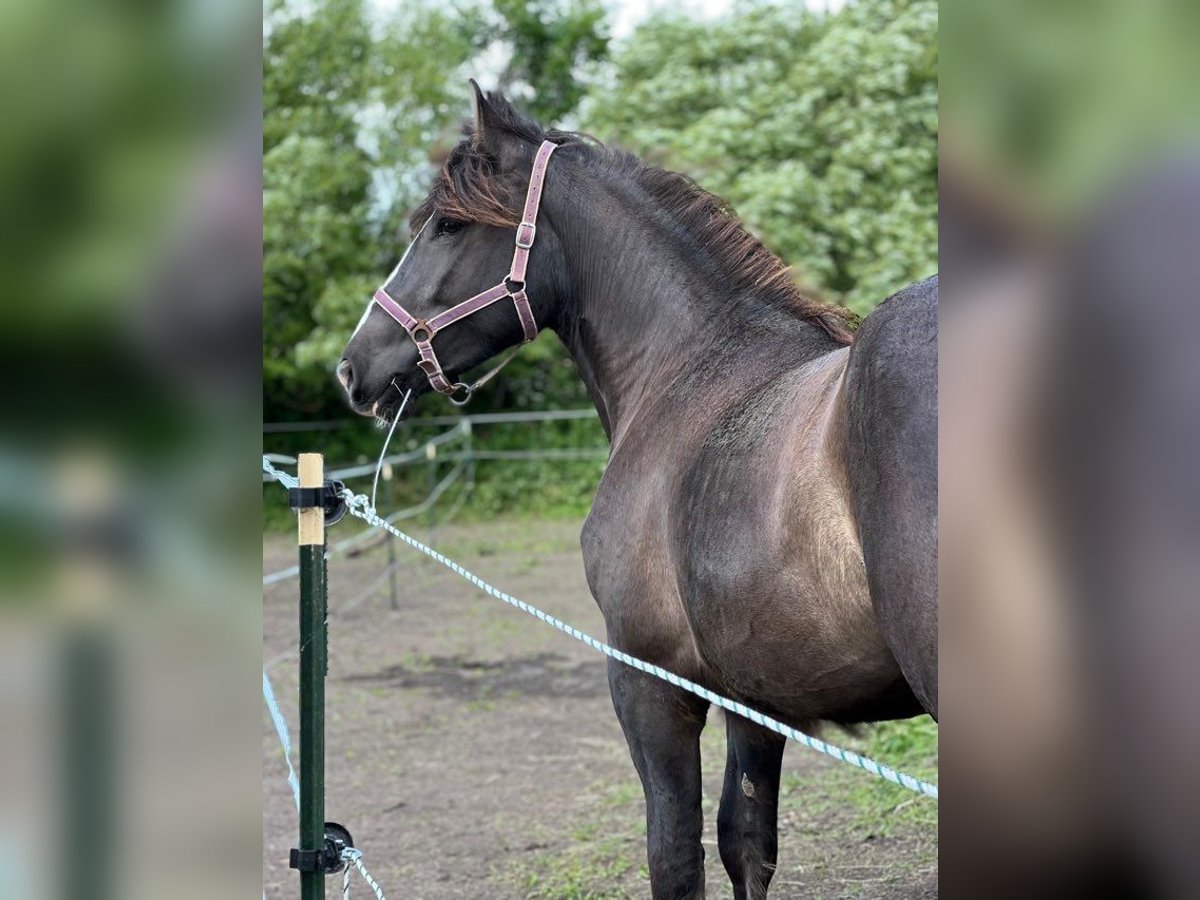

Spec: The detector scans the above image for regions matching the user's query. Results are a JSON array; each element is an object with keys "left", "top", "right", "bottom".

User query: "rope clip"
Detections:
[
  {"left": 289, "top": 821, "right": 355, "bottom": 875},
  {"left": 287, "top": 479, "right": 349, "bottom": 526}
]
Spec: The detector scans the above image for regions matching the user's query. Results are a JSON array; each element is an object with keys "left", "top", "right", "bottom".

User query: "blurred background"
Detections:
[
  {"left": 941, "top": 0, "right": 1200, "bottom": 895},
  {"left": 2, "top": 0, "right": 262, "bottom": 896}
]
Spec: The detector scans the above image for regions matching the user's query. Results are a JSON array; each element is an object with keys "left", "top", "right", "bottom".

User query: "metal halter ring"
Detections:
[{"left": 448, "top": 382, "right": 473, "bottom": 406}]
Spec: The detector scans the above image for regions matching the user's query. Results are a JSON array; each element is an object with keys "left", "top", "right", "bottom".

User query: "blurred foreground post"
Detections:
[
  {"left": 58, "top": 454, "right": 119, "bottom": 900},
  {"left": 386, "top": 521, "right": 398, "bottom": 611},
  {"left": 426, "top": 440, "right": 438, "bottom": 545},
  {"left": 296, "top": 453, "right": 326, "bottom": 900},
  {"left": 385, "top": 463, "right": 397, "bottom": 610},
  {"left": 63, "top": 629, "right": 115, "bottom": 900}
]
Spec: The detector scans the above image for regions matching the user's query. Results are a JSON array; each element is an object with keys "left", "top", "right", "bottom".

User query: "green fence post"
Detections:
[
  {"left": 464, "top": 418, "right": 475, "bottom": 505},
  {"left": 386, "top": 525, "right": 398, "bottom": 611},
  {"left": 385, "top": 460, "right": 398, "bottom": 610},
  {"left": 426, "top": 440, "right": 438, "bottom": 544},
  {"left": 296, "top": 453, "right": 327, "bottom": 900}
]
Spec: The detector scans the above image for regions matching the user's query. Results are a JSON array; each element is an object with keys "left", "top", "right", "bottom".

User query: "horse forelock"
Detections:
[{"left": 409, "top": 141, "right": 516, "bottom": 233}]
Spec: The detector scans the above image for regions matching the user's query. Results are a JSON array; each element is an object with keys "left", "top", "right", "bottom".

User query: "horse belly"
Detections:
[{"left": 691, "top": 531, "right": 903, "bottom": 722}]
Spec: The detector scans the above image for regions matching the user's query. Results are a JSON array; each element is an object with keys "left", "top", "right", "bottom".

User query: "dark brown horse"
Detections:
[{"left": 339, "top": 85, "right": 937, "bottom": 899}]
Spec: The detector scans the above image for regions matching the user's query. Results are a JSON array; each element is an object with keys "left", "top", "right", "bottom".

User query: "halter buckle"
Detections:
[{"left": 514, "top": 222, "right": 536, "bottom": 249}]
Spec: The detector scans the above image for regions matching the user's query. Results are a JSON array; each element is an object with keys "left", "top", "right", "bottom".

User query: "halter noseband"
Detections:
[{"left": 372, "top": 140, "right": 558, "bottom": 405}]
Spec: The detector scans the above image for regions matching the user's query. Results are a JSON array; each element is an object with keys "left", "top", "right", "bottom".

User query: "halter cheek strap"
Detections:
[{"left": 372, "top": 140, "right": 558, "bottom": 403}]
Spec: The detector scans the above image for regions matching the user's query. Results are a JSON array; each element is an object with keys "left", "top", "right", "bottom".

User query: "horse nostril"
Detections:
[{"left": 336, "top": 358, "right": 353, "bottom": 390}]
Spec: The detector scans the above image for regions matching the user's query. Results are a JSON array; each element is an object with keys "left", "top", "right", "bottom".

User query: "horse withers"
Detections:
[{"left": 339, "top": 84, "right": 937, "bottom": 899}]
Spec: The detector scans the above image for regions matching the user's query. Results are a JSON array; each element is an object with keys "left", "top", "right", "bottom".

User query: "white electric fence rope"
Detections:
[
  {"left": 341, "top": 848, "right": 387, "bottom": 900},
  {"left": 263, "top": 459, "right": 468, "bottom": 586},
  {"left": 262, "top": 669, "right": 300, "bottom": 812},
  {"left": 263, "top": 457, "right": 936, "bottom": 799},
  {"left": 264, "top": 460, "right": 468, "bottom": 588}
]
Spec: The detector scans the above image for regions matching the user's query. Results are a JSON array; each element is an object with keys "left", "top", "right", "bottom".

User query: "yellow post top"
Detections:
[{"left": 297, "top": 453, "right": 324, "bottom": 546}]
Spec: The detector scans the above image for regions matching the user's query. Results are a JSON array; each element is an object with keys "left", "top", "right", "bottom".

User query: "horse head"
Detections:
[{"left": 339, "top": 82, "right": 568, "bottom": 420}]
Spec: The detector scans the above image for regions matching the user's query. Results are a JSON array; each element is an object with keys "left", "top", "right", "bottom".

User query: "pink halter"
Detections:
[{"left": 372, "top": 140, "right": 558, "bottom": 404}]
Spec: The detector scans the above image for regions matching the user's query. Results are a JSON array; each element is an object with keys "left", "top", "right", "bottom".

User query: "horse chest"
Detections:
[{"left": 581, "top": 479, "right": 709, "bottom": 678}]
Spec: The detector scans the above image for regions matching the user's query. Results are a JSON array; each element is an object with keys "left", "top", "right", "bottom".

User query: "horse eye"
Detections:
[{"left": 436, "top": 218, "right": 464, "bottom": 237}]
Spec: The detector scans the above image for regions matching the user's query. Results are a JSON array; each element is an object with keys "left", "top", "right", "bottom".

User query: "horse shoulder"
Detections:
[{"left": 581, "top": 449, "right": 708, "bottom": 676}]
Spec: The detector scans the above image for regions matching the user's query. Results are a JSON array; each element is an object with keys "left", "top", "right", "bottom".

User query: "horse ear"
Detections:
[
  {"left": 469, "top": 79, "right": 521, "bottom": 156},
  {"left": 469, "top": 79, "right": 487, "bottom": 138},
  {"left": 469, "top": 79, "right": 502, "bottom": 149}
]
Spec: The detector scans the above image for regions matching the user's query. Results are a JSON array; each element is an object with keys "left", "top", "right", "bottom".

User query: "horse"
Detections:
[{"left": 338, "top": 84, "right": 937, "bottom": 899}]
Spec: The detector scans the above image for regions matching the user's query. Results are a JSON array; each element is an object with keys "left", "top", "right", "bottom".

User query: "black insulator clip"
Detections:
[
  {"left": 287, "top": 479, "right": 348, "bottom": 526},
  {"left": 289, "top": 822, "right": 355, "bottom": 875}
]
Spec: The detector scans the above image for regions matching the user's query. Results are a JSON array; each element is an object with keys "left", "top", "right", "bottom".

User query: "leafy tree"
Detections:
[
  {"left": 264, "top": 0, "right": 476, "bottom": 416},
  {"left": 584, "top": 0, "right": 938, "bottom": 314},
  {"left": 265, "top": 0, "right": 609, "bottom": 421},
  {"left": 484, "top": 0, "right": 611, "bottom": 123}
]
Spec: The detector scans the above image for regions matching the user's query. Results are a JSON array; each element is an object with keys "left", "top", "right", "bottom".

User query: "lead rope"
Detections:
[
  {"left": 370, "top": 385, "right": 411, "bottom": 511},
  {"left": 450, "top": 343, "right": 526, "bottom": 407}
]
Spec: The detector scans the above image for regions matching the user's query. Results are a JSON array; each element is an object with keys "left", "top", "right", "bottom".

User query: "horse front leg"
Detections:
[
  {"left": 607, "top": 658, "right": 709, "bottom": 900},
  {"left": 717, "top": 713, "right": 787, "bottom": 900}
]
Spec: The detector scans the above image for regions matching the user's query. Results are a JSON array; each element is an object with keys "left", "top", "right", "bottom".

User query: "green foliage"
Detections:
[
  {"left": 485, "top": 0, "right": 611, "bottom": 123},
  {"left": 264, "top": 0, "right": 608, "bottom": 427},
  {"left": 585, "top": 0, "right": 938, "bottom": 314},
  {"left": 264, "top": 0, "right": 481, "bottom": 416},
  {"left": 942, "top": 0, "right": 1200, "bottom": 215}
]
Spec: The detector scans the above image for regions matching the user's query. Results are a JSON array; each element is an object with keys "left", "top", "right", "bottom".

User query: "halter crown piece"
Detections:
[{"left": 372, "top": 140, "right": 558, "bottom": 405}]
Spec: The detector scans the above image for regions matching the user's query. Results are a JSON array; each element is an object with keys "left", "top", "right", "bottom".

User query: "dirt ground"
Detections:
[{"left": 263, "top": 517, "right": 937, "bottom": 899}]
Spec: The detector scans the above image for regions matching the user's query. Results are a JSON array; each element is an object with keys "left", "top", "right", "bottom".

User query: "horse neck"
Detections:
[{"left": 544, "top": 171, "right": 835, "bottom": 439}]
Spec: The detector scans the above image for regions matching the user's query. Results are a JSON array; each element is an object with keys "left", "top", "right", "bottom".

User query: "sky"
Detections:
[
  {"left": 611, "top": 0, "right": 841, "bottom": 39},
  {"left": 368, "top": 0, "right": 846, "bottom": 42}
]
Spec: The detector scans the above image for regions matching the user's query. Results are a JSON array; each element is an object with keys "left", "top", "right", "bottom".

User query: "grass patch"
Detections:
[
  {"left": 781, "top": 716, "right": 938, "bottom": 839},
  {"left": 501, "top": 778, "right": 647, "bottom": 899},
  {"left": 511, "top": 846, "right": 635, "bottom": 900}
]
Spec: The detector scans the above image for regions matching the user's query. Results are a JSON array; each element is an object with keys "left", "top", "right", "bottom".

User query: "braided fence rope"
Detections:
[
  {"left": 263, "top": 458, "right": 468, "bottom": 586},
  {"left": 340, "top": 848, "right": 387, "bottom": 900},
  {"left": 262, "top": 458, "right": 937, "bottom": 802},
  {"left": 262, "top": 669, "right": 389, "bottom": 899},
  {"left": 262, "top": 669, "right": 300, "bottom": 812}
]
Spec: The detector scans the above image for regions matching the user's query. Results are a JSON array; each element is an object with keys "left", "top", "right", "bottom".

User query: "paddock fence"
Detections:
[{"left": 261, "top": 417, "right": 938, "bottom": 898}]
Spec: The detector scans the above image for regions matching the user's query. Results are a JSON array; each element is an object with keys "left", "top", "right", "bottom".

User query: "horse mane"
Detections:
[{"left": 411, "top": 93, "right": 856, "bottom": 345}]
